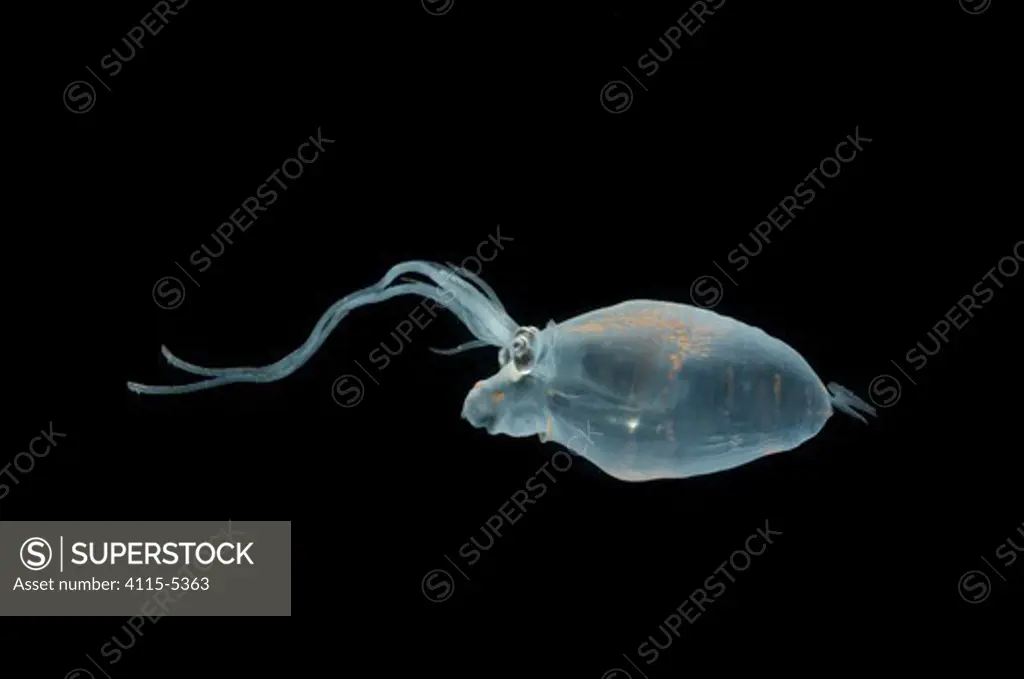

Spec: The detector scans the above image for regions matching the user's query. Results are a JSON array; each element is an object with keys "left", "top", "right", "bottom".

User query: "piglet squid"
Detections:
[{"left": 128, "top": 260, "right": 875, "bottom": 481}]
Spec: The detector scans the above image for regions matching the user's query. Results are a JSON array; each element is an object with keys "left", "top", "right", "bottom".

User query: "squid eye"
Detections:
[
  {"left": 511, "top": 329, "right": 536, "bottom": 373},
  {"left": 513, "top": 346, "right": 534, "bottom": 373}
]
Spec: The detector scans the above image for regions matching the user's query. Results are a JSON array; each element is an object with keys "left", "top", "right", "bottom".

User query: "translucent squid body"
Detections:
[{"left": 128, "top": 260, "right": 876, "bottom": 482}]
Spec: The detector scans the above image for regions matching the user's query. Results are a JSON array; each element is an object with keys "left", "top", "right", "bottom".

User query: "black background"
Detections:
[{"left": 10, "top": 0, "right": 1019, "bottom": 675}]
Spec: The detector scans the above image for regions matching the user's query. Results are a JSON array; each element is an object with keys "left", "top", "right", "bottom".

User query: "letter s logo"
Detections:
[{"left": 21, "top": 537, "right": 53, "bottom": 571}]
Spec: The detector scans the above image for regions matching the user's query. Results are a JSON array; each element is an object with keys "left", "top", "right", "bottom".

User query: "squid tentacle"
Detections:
[{"left": 127, "top": 261, "right": 518, "bottom": 396}]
